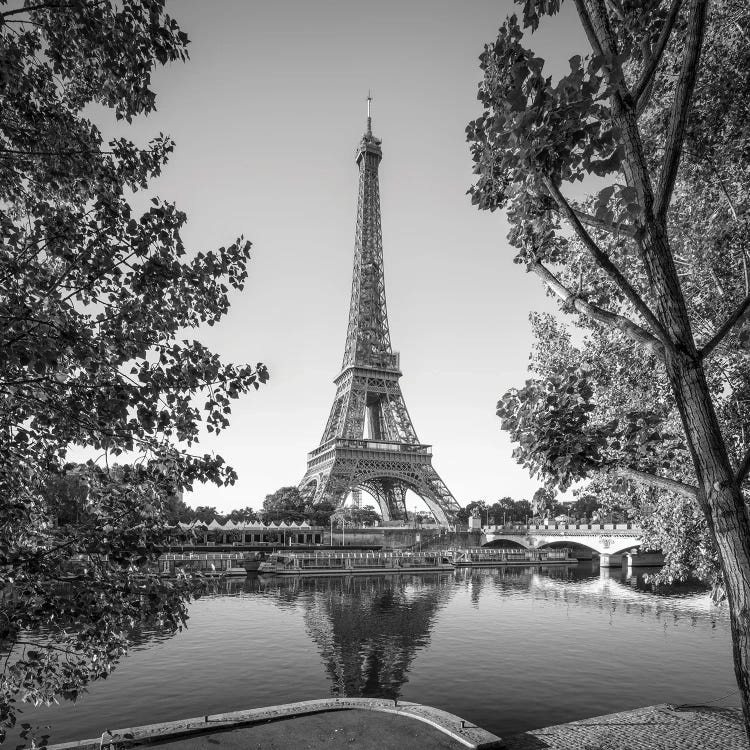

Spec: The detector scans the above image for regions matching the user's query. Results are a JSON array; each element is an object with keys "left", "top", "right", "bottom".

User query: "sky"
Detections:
[{"left": 108, "top": 0, "right": 590, "bottom": 513}]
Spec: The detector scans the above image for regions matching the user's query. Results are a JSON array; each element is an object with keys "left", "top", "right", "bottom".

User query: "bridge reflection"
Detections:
[{"left": 453, "top": 564, "right": 724, "bottom": 624}]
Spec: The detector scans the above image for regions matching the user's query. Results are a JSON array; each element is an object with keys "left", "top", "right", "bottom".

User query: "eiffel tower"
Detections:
[{"left": 299, "top": 100, "right": 460, "bottom": 526}]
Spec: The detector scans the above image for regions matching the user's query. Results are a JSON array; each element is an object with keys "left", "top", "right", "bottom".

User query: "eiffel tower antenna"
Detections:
[{"left": 299, "top": 108, "right": 460, "bottom": 526}]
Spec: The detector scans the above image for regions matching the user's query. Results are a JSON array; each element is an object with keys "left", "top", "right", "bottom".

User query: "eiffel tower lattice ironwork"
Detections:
[{"left": 299, "top": 103, "right": 460, "bottom": 526}]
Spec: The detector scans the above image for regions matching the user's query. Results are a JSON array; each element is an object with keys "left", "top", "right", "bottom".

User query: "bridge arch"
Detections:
[
  {"left": 537, "top": 540, "right": 601, "bottom": 556},
  {"left": 481, "top": 524, "right": 644, "bottom": 555},
  {"left": 481, "top": 536, "right": 534, "bottom": 550}
]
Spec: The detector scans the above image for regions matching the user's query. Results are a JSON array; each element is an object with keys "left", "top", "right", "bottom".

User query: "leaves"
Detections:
[
  {"left": 476, "top": 0, "right": 750, "bottom": 590},
  {"left": 0, "top": 0, "right": 267, "bottom": 741},
  {"left": 497, "top": 368, "right": 608, "bottom": 490}
]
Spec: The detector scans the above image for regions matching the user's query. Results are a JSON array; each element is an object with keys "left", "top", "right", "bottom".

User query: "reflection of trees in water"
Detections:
[
  {"left": 256, "top": 573, "right": 454, "bottom": 699},
  {"left": 453, "top": 564, "right": 724, "bottom": 626},
  {"left": 527, "top": 568, "right": 726, "bottom": 625}
]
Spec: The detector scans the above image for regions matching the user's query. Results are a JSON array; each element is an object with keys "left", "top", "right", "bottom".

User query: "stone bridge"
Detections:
[{"left": 482, "top": 522, "right": 644, "bottom": 559}]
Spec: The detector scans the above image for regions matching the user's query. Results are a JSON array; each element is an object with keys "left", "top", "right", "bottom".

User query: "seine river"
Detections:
[{"left": 12, "top": 563, "right": 737, "bottom": 745}]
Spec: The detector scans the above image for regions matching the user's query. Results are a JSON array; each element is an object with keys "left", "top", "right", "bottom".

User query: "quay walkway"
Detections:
[
  {"left": 47, "top": 701, "right": 745, "bottom": 750},
  {"left": 504, "top": 703, "right": 746, "bottom": 750}
]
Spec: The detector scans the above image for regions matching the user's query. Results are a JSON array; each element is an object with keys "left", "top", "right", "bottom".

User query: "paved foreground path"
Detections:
[
  {"left": 53, "top": 701, "right": 745, "bottom": 749},
  {"left": 504, "top": 704, "right": 747, "bottom": 750},
  {"left": 146, "top": 710, "right": 466, "bottom": 750}
]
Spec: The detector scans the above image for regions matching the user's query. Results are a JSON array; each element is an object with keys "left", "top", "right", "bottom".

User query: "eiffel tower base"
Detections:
[{"left": 300, "top": 438, "right": 456, "bottom": 526}]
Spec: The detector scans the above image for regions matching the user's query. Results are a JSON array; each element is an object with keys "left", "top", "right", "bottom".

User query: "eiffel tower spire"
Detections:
[
  {"left": 341, "top": 94, "right": 393, "bottom": 373},
  {"left": 299, "top": 107, "right": 460, "bottom": 525}
]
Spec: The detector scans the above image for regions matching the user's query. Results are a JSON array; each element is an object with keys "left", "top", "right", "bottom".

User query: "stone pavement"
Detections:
[
  {"left": 50, "top": 701, "right": 746, "bottom": 750},
  {"left": 503, "top": 704, "right": 747, "bottom": 750},
  {"left": 86, "top": 698, "right": 502, "bottom": 750},
  {"left": 141, "top": 710, "right": 466, "bottom": 750}
]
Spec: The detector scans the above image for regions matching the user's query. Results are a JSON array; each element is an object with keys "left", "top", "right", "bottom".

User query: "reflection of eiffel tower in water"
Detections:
[
  {"left": 299, "top": 99, "right": 460, "bottom": 525},
  {"left": 300, "top": 575, "right": 453, "bottom": 699}
]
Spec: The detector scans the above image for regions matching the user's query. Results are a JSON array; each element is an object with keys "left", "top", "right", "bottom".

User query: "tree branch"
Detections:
[
  {"left": 604, "top": 0, "right": 625, "bottom": 22},
  {"left": 572, "top": 0, "right": 606, "bottom": 56},
  {"left": 736, "top": 448, "right": 750, "bottom": 488},
  {"left": 699, "top": 292, "right": 750, "bottom": 359},
  {"left": 531, "top": 260, "right": 665, "bottom": 358},
  {"left": 0, "top": 1, "right": 106, "bottom": 19},
  {"left": 654, "top": 0, "right": 708, "bottom": 220},
  {"left": 585, "top": 0, "right": 634, "bottom": 104},
  {"left": 0, "top": 2, "right": 68, "bottom": 18},
  {"left": 572, "top": 208, "right": 637, "bottom": 238},
  {"left": 633, "top": 0, "right": 684, "bottom": 112},
  {"left": 0, "top": 147, "right": 159, "bottom": 157},
  {"left": 543, "top": 176, "right": 671, "bottom": 347},
  {"left": 586, "top": 0, "right": 620, "bottom": 56},
  {"left": 614, "top": 466, "right": 699, "bottom": 499}
]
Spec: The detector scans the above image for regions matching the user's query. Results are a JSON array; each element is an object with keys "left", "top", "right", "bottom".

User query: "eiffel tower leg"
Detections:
[
  {"left": 405, "top": 465, "right": 461, "bottom": 527},
  {"left": 367, "top": 479, "right": 406, "bottom": 521},
  {"left": 302, "top": 453, "right": 381, "bottom": 515}
]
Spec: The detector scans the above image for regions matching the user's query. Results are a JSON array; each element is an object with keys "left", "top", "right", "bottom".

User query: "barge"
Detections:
[
  {"left": 258, "top": 550, "right": 454, "bottom": 576},
  {"left": 159, "top": 551, "right": 261, "bottom": 576},
  {"left": 452, "top": 547, "right": 578, "bottom": 566}
]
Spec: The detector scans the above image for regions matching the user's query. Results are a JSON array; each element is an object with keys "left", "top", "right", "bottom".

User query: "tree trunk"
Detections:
[
  {"left": 593, "top": 9, "right": 750, "bottom": 727},
  {"left": 643, "top": 223, "right": 750, "bottom": 738},
  {"left": 575, "top": 0, "right": 746, "bottom": 731},
  {"left": 667, "top": 343, "right": 750, "bottom": 739}
]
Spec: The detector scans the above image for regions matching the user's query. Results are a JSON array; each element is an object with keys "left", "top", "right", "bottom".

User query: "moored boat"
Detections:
[
  {"left": 258, "top": 550, "right": 454, "bottom": 576},
  {"left": 158, "top": 551, "right": 260, "bottom": 576},
  {"left": 452, "top": 547, "right": 578, "bottom": 566}
]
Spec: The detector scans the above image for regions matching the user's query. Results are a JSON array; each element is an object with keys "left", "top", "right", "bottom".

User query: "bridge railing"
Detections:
[{"left": 484, "top": 522, "right": 640, "bottom": 533}]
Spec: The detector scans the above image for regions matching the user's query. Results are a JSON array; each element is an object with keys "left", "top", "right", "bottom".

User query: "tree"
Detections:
[
  {"left": 0, "top": 1, "right": 267, "bottom": 741},
  {"left": 305, "top": 500, "right": 336, "bottom": 527},
  {"left": 515, "top": 499, "right": 533, "bottom": 522},
  {"left": 262, "top": 486, "right": 306, "bottom": 522},
  {"left": 570, "top": 494, "right": 601, "bottom": 521},
  {"left": 161, "top": 491, "right": 197, "bottom": 525},
  {"left": 532, "top": 487, "right": 556, "bottom": 517},
  {"left": 40, "top": 467, "right": 89, "bottom": 526},
  {"left": 467, "top": 0, "right": 750, "bottom": 734},
  {"left": 226, "top": 506, "right": 260, "bottom": 524},
  {"left": 188, "top": 505, "right": 222, "bottom": 524},
  {"left": 348, "top": 504, "right": 381, "bottom": 527}
]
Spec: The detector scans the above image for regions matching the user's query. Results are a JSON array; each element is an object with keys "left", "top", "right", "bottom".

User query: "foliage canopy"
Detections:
[
  {"left": 0, "top": 0, "right": 266, "bottom": 740},
  {"left": 467, "top": 0, "right": 750, "bottom": 733}
]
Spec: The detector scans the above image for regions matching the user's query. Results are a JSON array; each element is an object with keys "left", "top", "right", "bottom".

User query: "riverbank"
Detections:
[
  {"left": 48, "top": 701, "right": 745, "bottom": 750},
  {"left": 48, "top": 698, "right": 503, "bottom": 749}
]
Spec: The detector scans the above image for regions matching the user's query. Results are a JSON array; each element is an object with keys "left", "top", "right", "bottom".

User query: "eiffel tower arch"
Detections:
[{"left": 299, "top": 101, "right": 460, "bottom": 527}]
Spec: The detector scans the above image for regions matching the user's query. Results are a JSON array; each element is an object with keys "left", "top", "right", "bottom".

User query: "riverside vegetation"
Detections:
[
  {"left": 467, "top": 0, "right": 750, "bottom": 739},
  {"left": 0, "top": 1, "right": 266, "bottom": 742}
]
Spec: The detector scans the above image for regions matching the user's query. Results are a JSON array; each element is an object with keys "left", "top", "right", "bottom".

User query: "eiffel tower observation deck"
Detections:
[{"left": 299, "top": 100, "right": 460, "bottom": 526}]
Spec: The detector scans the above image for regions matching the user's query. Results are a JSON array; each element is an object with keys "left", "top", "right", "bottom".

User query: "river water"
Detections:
[{"left": 11, "top": 563, "right": 737, "bottom": 745}]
